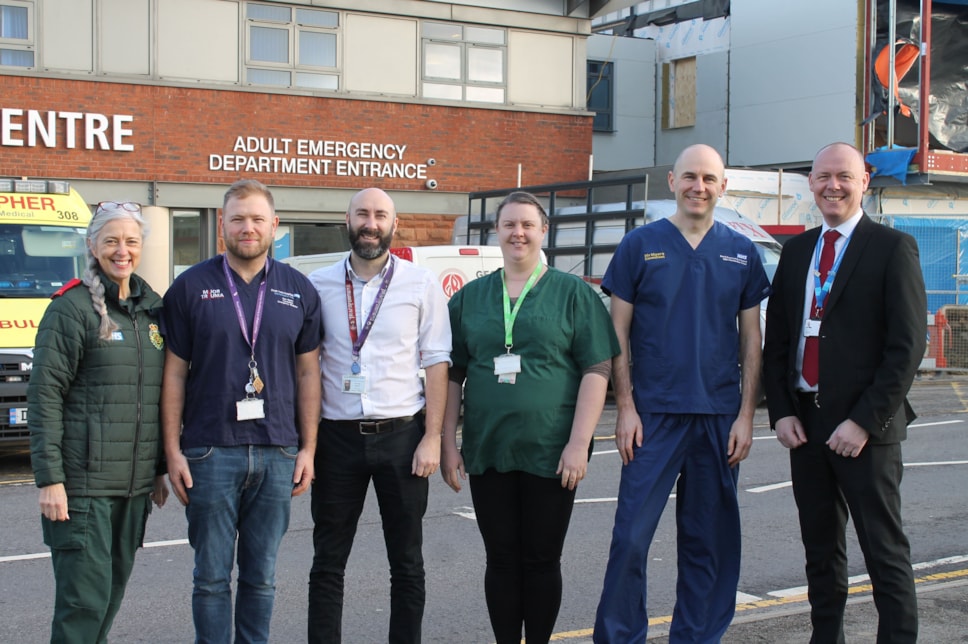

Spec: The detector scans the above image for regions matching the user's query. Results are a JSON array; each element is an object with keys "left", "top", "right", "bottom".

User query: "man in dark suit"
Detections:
[{"left": 764, "top": 142, "right": 926, "bottom": 644}]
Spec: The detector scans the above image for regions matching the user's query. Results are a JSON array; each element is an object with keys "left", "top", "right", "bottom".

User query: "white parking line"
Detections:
[
  {"left": 0, "top": 552, "right": 50, "bottom": 564},
  {"left": 910, "top": 419, "right": 963, "bottom": 428},
  {"left": 144, "top": 538, "right": 189, "bottom": 548},
  {"left": 747, "top": 481, "right": 792, "bottom": 493},
  {"left": 748, "top": 459, "right": 968, "bottom": 494},
  {"left": 906, "top": 460, "right": 968, "bottom": 468},
  {"left": 0, "top": 537, "right": 191, "bottom": 564},
  {"left": 767, "top": 554, "right": 968, "bottom": 598}
]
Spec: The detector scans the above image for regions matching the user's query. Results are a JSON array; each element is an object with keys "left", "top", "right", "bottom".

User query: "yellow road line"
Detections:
[
  {"left": 547, "top": 567, "right": 968, "bottom": 641},
  {"left": 950, "top": 381, "right": 968, "bottom": 412},
  {"left": 0, "top": 477, "right": 33, "bottom": 486}
]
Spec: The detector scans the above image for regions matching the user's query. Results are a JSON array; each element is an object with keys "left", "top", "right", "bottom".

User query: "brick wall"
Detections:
[
  {"left": 395, "top": 213, "right": 456, "bottom": 246},
  {"left": 1, "top": 76, "right": 592, "bottom": 195}
]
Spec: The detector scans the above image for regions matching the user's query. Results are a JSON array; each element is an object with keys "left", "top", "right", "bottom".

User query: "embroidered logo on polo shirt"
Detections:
[
  {"left": 643, "top": 252, "right": 665, "bottom": 261},
  {"left": 720, "top": 253, "right": 749, "bottom": 266},
  {"left": 271, "top": 288, "right": 301, "bottom": 309},
  {"left": 200, "top": 288, "right": 225, "bottom": 300}
]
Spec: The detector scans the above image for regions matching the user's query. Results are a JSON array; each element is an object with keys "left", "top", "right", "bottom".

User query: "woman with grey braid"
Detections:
[{"left": 28, "top": 201, "right": 169, "bottom": 643}]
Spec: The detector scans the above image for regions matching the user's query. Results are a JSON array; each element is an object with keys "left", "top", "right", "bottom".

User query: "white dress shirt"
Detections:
[
  {"left": 796, "top": 211, "right": 863, "bottom": 391},
  {"left": 310, "top": 254, "right": 452, "bottom": 420}
]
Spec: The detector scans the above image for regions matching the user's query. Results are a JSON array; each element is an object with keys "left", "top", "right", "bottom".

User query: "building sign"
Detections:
[
  {"left": 1, "top": 108, "right": 134, "bottom": 151},
  {"left": 210, "top": 136, "right": 431, "bottom": 179},
  {"left": 2, "top": 106, "right": 436, "bottom": 184}
]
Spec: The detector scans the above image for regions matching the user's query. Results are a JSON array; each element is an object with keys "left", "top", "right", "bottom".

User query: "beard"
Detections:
[
  {"left": 349, "top": 225, "right": 393, "bottom": 260},
  {"left": 224, "top": 235, "right": 272, "bottom": 261}
]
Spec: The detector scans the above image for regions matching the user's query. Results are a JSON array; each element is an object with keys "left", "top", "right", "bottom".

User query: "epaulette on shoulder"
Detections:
[{"left": 51, "top": 278, "right": 83, "bottom": 299}]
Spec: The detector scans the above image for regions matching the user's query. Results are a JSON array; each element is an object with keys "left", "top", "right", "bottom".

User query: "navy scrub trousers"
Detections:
[{"left": 594, "top": 413, "right": 741, "bottom": 644}]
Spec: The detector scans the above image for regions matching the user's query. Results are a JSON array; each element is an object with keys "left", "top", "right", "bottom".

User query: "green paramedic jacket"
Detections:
[{"left": 28, "top": 273, "right": 165, "bottom": 497}]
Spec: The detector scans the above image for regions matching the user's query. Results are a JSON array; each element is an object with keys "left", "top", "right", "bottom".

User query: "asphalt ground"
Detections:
[
  {"left": 569, "top": 372, "right": 968, "bottom": 643},
  {"left": 3, "top": 373, "right": 966, "bottom": 642}
]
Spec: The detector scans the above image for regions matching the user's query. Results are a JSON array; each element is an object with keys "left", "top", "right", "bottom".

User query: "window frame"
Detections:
[
  {"left": 661, "top": 56, "right": 697, "bottom": 130},
  {"left": 244, "top": 2, "right": 339, "bottom": 91},
  {"left": 587, "top": 59, "right": 615, "bottom": 133},
  {"left": 420, "top": 21, "right": 506, "bottom": 104},
  {"left": 0, "top": 0, "right": 34, "bottom": 69}
]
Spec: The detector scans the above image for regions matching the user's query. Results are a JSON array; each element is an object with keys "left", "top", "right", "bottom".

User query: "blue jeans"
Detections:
[{"left": 184, "top": 445, "right": 297, "bottom": 644}]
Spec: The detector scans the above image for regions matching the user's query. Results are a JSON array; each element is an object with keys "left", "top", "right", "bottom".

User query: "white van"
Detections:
[
  {"left": 281, "top": 245, "right": 506, "bottom": 299},
  {"left": 454, "top": 200, "right": 781, "bottom": 283},
  {"left": 453, "top": 199, "right": 782, "bottom": 335},
  {"left": 547, "top": 200, "right": 781, "bottom": 283}
]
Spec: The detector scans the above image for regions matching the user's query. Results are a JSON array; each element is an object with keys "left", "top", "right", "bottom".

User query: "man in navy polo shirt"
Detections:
[
  {"left": 594, "top": 145, "right": 772, "bottom": 643},
  {"left": 161, "top": 179, "right": 323, "bottom": 643}
]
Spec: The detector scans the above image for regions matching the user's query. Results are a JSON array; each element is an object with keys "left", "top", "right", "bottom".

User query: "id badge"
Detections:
[
  {"left": 493, "top": 353, "right": 522, "bottom": 375},
  {"left": 236, "top": 398, "right": 265, "bottom": 421},
  {"left": 803, "top": 318, "right": 821, "bottom": 338},
  {"left": 342, "top": 374, "right": 366, "bottom": 394}
]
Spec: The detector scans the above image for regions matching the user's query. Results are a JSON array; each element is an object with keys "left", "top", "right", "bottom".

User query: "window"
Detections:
[
  {"left": 0, "top": 1, "right": 33, "bottom": 68},
  {"left": 288, "top": 223, "right": 348, "bottom": 257},
  {"left": 172, "top": 211, "right": 202, "bottom": 278},
  {"left": 422, "top": 22, "right": 505, "bottom": 104},
  {"left": 246, "top": 3, "right": 338, "bottom": 91},
  {"left": 662, "top": 57, "right": 696, "bottom": 129},
  {"left": 587, "top": 60, "right": 614, "bottom": 132}
]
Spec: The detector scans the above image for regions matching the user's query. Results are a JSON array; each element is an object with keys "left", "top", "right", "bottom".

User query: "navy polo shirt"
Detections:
[
  {"left": 162, "top": 256, "right": 323, "bottom": 448},
  {"left": 602, "top": 218, "right": 771, "bottom": 415}
]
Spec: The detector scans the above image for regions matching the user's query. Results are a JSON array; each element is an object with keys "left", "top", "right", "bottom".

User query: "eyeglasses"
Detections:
[{"left": 95, "top": 201, "right": 142, "bottom": 216}]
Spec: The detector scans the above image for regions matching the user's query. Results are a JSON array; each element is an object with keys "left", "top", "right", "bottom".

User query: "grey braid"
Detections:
[{"left": 82, "top": 253, "right": 119, "bottom": 341}]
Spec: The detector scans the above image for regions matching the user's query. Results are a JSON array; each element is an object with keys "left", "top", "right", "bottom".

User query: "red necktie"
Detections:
[{"left": 801, "top": 230, "right": 841, "bottom": 387}]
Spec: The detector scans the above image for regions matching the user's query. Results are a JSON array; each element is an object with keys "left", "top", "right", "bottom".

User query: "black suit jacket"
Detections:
[{"left": 763, "top": 214, "right": 927, "bottom": 443}]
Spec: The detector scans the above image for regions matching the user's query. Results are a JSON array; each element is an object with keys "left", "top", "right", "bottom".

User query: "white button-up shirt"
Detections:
[
  {"left": 310, "top": 254, "right": 452, "bottom": 420},
  {"left": 796, "top": 211, "right": 863, "bottom": 391}
]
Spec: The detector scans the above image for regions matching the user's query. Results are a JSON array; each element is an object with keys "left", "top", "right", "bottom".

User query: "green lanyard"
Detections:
[{"left": 501, "top": 262, "right": 543, "bottom": 349}]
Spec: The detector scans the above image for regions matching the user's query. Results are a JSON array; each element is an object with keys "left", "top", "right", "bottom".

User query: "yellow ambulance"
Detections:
[{"left": 0, "top": 179, "right": 91, "bottom": 444}]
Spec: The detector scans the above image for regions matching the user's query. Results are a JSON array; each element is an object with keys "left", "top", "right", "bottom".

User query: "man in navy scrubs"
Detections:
[{"left": 594, "top": 144, "right": 771, "bottom": 643}]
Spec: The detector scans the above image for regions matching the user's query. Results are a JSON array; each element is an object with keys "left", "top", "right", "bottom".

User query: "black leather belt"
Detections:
[
  {"left": 797, "top": 391, "right": 821, "bottom": 409},
  {"left": 324, "top": 415, "right": 417, "bottom": 435}
]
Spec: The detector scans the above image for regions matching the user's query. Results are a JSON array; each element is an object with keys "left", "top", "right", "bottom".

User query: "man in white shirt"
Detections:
[{"left": 307, "top": 187, "right": 451, "bottom": 644}]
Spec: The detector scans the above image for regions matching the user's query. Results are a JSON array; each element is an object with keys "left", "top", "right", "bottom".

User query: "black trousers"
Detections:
[
  {"left": 790, "top": 401, "right": 918, "bottom": 644},
  {"left": 308, "top": 417, "right": 428, "bottom": 644},
  {"left": 469, "top": 468, "right": 577, "bottom": 644}
]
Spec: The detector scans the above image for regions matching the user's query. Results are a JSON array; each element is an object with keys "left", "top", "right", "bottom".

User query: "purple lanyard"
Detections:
[
  {"left": 344, "top": 256, "right": 395, "bottom": 369},
  {"left": 222, "top": 256, "right": 269, "bottom": 354}
]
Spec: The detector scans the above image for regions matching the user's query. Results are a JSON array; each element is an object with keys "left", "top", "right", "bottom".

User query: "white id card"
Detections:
[
  {"left": 493, "top": 353, "right": 522, "bottom": 375},
  {"left": 804, "top": 318, "right": 821, "bottom": 337},
  {"left": 341, "top": 374, "right": 366, "bottom": 394},
  {"left": 236, "top": 398, "right": 265, "bottom": 421}
]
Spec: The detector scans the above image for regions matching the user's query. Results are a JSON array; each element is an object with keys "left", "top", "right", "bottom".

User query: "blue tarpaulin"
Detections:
[{"left": 867, "top": 146, "right": 917, "bottom": 184}]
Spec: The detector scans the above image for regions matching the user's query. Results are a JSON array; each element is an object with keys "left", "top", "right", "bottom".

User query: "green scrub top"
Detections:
[{"left": 449, "top": 268, "right": 619, "bottom": 478}]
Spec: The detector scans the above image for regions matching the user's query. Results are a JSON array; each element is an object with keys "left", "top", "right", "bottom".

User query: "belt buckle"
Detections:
[
  {"left": 358, "top": 419, "right": 389, "bottom": 435},
  {"left": 810, "top": 392, "right": 820, "bottom": 408}
]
